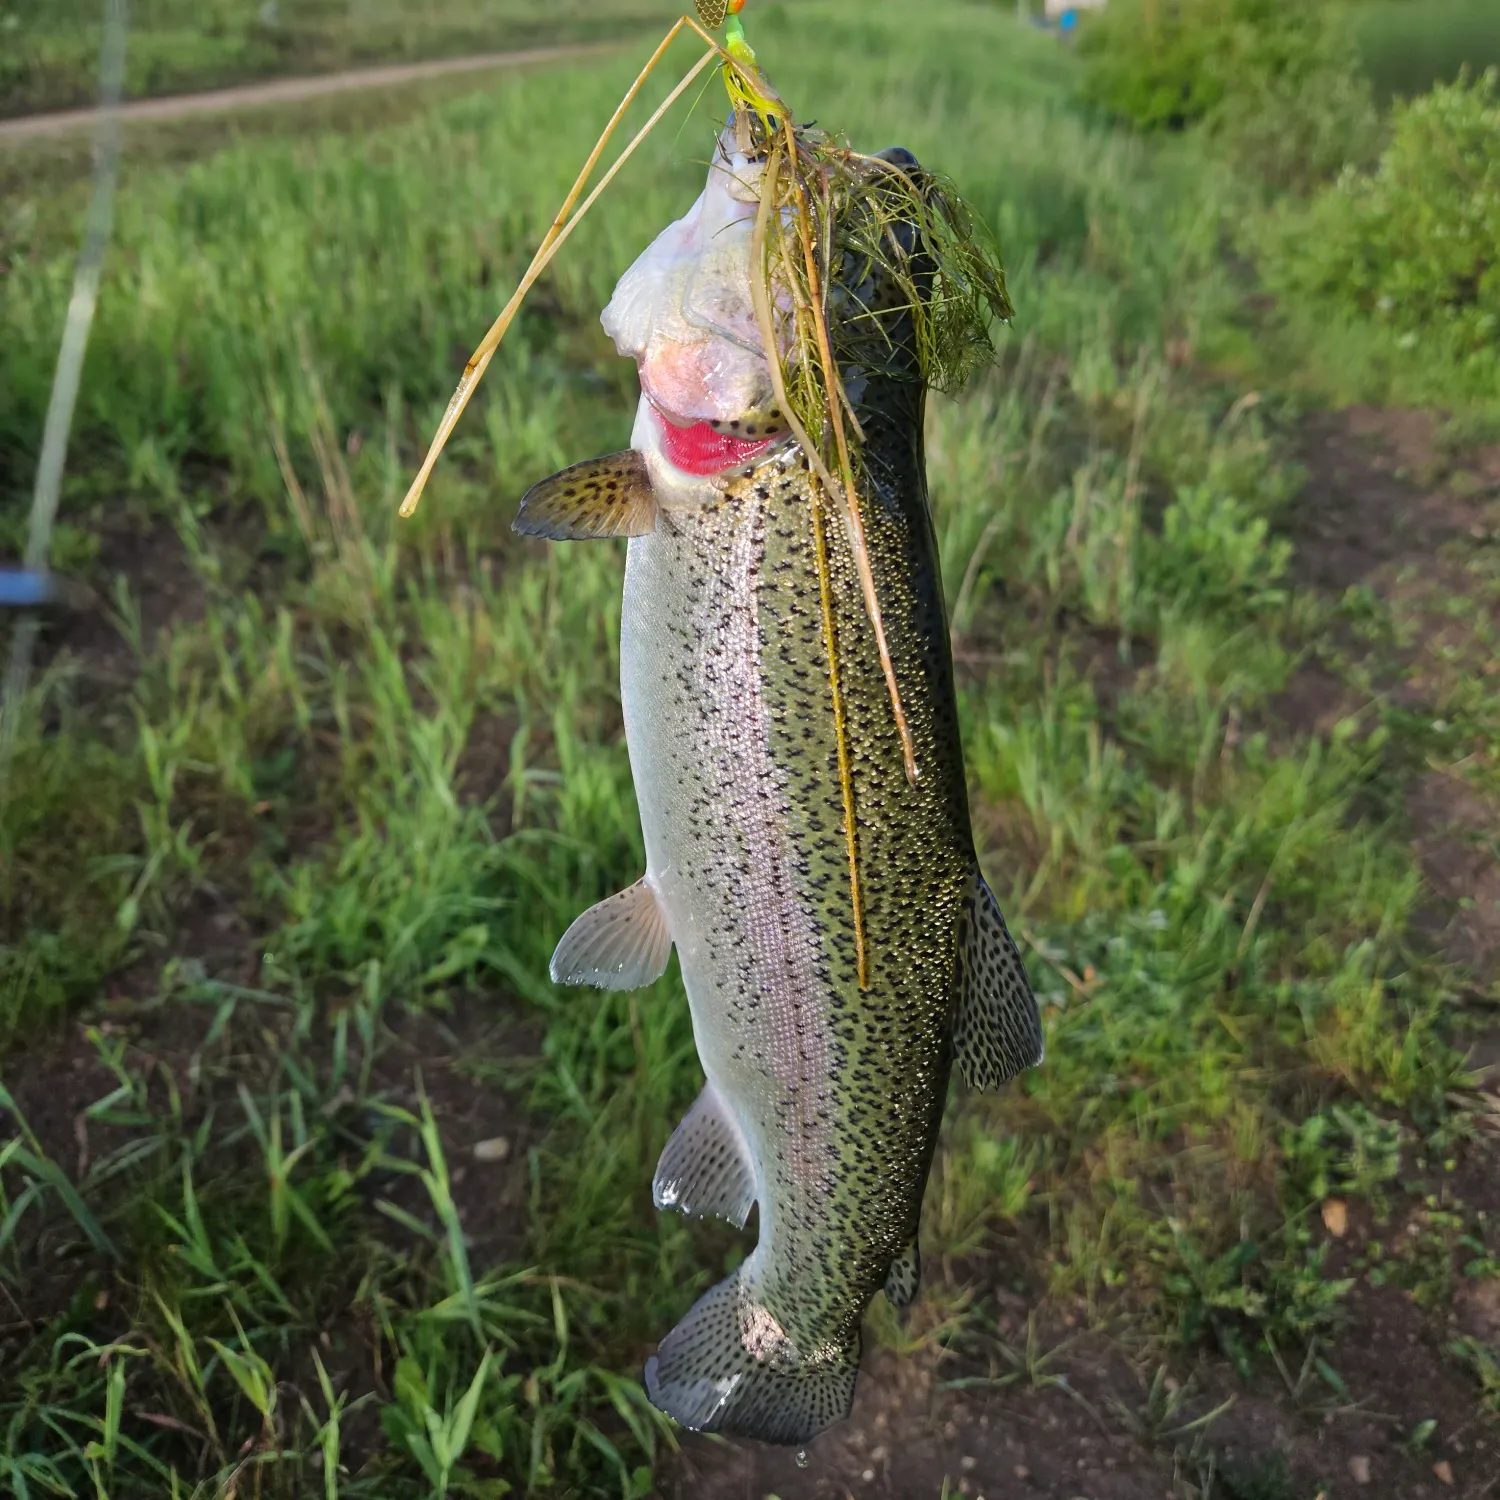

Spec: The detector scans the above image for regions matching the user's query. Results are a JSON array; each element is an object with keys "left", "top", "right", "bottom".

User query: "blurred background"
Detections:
[{"left": 1, "top": 3, "right": 1498, "bottom": 1497}]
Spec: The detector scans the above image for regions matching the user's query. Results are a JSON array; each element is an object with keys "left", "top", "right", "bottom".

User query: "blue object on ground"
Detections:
[
  {"left": 1059, "top": 9, "right": 1079, "bottom": 32},
  {"left": 0, "top": 570, "right": 54, "bottom": 608}
]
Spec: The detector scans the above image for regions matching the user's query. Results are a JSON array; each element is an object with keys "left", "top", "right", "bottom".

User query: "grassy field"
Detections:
[
  {"left": 0, "top": 0, "right": 663, "bottom": 118},
  {"left": 1353, "top": 0, "right": 1500, "bottom": 100},
  {"left": 2, "top": 2, "right": 1498, "bottom": 1496}
]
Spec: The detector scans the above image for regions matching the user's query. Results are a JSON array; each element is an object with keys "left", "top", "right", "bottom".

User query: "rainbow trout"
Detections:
[{"left": 514, "top": 126, "right": 1042, "bottom": 1445}]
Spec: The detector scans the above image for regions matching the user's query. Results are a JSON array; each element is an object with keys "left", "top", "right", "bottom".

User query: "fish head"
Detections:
[{"left": 602, "top": 124, "right": 791, "bottom": 508}]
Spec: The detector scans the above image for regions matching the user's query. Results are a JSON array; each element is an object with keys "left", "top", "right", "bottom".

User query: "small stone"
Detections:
[
  {"left": 472, "top": 1136, "right": 511, "bottom": 1163},
  {"left": 1014, "top": 1467, "right": 1030, "bottom": 1481},
  {"left": 1349, "top": 1456, "right": 1372, "bottom": 1485},
  {"left": 961, "top": 1456, "right": 977, "bottom": 1472},
  {"left": 1433, "top": 1461, "right": 1454, "bottom": 1486},
  {"left": 861, "top": 1470, "right": 875, "bottom": 1483},
  {"left": 320, "top": 1084, "right": 355, "bottom": 1119},
  {"left": 1322, "top": 1198, "right": 1349, "bottom": 1238}
]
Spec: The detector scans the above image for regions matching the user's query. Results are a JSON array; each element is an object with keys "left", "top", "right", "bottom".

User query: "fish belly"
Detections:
[{"left": 621, "top": 489, "right": 837, "bottom": 1256}]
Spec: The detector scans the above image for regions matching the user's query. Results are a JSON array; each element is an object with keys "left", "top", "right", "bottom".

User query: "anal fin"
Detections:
[
  {"left": 550, "top": 876, "right": 672, "bottom": 991},
  {"left": 953, "top": 874, "right": 1045, "bottom": 1090},
  {"left": 653, "top": 1083, "right": 756, "bottom": 1229},
  {"left": 884, "top": 1235, "right": 920, "bottom": 1308},
  {"left": 513, "top": 451, "right": 657, "bottom": 540}
]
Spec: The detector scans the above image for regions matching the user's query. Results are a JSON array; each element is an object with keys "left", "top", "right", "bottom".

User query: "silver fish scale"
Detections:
[
  {"left": 625, "top": 478, "right": 840, "bottom": 1251},
  {"left": 622, "top": 443, "right": 972, "bottom": 1367}
]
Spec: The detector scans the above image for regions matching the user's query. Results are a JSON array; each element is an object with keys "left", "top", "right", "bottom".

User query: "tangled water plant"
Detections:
[{"left": 746, "top": 111, "right": 1012, "bottom": 793}]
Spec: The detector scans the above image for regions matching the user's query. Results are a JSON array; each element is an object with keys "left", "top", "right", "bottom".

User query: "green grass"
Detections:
[
  {"left": 0, "top": 0, "right": 664, "bottom": 117},
  {"left": 1355, "top": 0, "right": 1500, "bottom": 100},
  {"left": 3, "top": 2, "right": 1498, "bottom": 1494}
]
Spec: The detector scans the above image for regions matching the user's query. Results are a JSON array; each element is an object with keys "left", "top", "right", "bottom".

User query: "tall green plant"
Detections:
[
  {"left": 1078, "top": 0, "right": 1377, "bottom": 188},
  {"left": 1261, "top": 67, "right": 1500, "bottom": 360}
]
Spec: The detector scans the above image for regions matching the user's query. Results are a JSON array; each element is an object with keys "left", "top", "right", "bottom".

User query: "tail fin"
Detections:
[{"left": 644, "top": 1272, "right": 860, "bottom": 1445}]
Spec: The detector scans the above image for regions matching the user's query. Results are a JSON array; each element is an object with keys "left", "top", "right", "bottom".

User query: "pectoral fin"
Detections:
[
  {"left": 513, "top": 451, "right": 657, "bottom": 540},
  {"left": 953, "top": 874, "right": 1044, "bottom": 1090},
  {"left": 884, "top": 1235, "right": 921, "bottom": 1308},
  {"left": 653, "top": 1083, "right": 756, "bottom": 1229},
  {"left": 550, "top": 876, "right": 672, "bottom": 990}
]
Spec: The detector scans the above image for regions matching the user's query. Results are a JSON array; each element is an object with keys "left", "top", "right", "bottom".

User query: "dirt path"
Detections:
[{"left": 0, "top": 41, "right": 622, "bottom": 147}]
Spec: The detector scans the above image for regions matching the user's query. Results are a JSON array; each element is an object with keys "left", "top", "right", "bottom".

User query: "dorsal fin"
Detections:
[
  {"left": 953, "top": 873, "right": 1044, "bottom": 1090},
  {"left": 884, "top": 1235, "right": 921, "bottom": 1308},
  {"left": 513, "top": 451, "right": 658, "bottom": 540}
]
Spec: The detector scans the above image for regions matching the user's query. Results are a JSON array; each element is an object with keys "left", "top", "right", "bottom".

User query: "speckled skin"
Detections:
[{"left": 625, "top": 224, "right": 981, "bottom": 1436}]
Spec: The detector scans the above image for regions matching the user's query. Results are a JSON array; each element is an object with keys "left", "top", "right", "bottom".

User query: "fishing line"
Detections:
[{"left": 0, "top": 0, "right": 130, "bottom": 807}]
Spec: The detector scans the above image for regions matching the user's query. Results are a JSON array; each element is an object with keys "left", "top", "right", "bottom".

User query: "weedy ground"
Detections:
[
  {"left": 0, "top": 0, "right": 664, "bottom": 118},
  {"left": 1, "top": 3, "right": 1498, "bottom": 1497}
]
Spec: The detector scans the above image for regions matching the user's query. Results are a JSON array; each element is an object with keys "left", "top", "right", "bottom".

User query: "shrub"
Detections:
[
  {"left": 1077, "top": 0, "right": 1236, "bottom": 132},
  {"left": 1211, "top": 35, "right": 1381, "bottom": 192},
  {"left": 1261, "top": 68, "right": 1500, "bottom": 360},
  {"left": 1077, "top": 0, "right": 1379, "bottom": 189}
]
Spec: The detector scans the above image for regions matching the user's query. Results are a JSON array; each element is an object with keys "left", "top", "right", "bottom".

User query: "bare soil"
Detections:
[
  {"left": 1282, "top": 404, "right": 1500, "bottom": 985},
  {"left": 662, "top": 1268, "right": 1499, "bottom": 1500},
  {"left": 664, "top": 1340, "right": 1181, "bottom": 1500}
]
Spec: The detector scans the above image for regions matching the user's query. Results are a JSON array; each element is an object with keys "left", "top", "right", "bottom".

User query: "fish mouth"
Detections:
[{"left": 649, "top": 399, "right": 785, "bottom": 478}]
